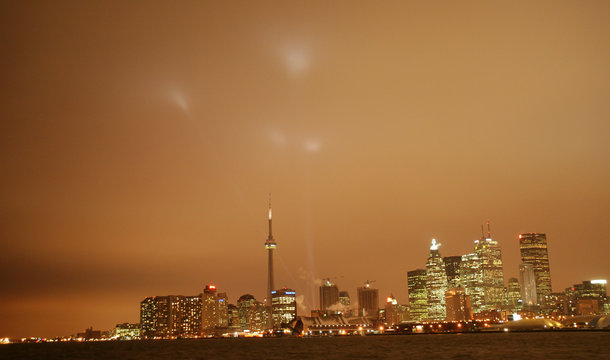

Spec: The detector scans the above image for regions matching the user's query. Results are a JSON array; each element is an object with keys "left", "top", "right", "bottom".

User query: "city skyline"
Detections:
[
  {"left": 1, "top": 0, "right": 609, "bottom": 338},
  {"left": 4, "top": 204, "right": 609, "bottom": 338}
]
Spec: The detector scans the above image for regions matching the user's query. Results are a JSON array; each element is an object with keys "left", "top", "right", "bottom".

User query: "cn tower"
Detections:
[{"left": 265, "top": 196, "right": 277, "bottom": 303}]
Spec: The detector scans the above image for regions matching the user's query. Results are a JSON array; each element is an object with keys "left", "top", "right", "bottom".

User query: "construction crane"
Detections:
[{"left": 322, "top": 275, "right": 344, "bottom": 286}]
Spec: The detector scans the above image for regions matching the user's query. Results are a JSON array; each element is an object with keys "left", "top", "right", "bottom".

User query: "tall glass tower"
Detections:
[
  {"left": 475, "top": 222, "right": 505, "bottom": 311},
  {"left": 319, "top": 279, "right": 340, "bottom": 313},
  {"left": 519, "top": 263, "right": 537, "bottom": 307},
  {"left": 407, "top": 269, "right": 428, "bottom": 321},
  {"left": 460, "top": 252, "right": 484, "bottom": 313},
  {"left": 519, "top": 233, "right": 552, "bottom": 304},
  {"left": 425, "top": 239, "right": 448, "bottom": 320}
]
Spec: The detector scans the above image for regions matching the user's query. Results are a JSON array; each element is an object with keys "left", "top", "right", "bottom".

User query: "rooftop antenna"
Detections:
[{"left": 487, "top": 219, "right": 491, "bottom": 238}]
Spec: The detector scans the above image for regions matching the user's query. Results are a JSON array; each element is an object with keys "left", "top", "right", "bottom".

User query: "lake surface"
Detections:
[{"left": 1, "top": 332, "right": 609, "bottom": 359}]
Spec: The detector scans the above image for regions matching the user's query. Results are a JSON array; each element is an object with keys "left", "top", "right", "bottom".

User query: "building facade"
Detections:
[
  {"left": 461, "top": 253, "right": 484, "bottom": 313},
  {"left": 445, "top": 287, "right": 473, "bottom": 321},
  {"left": 506, "top": 277, "right": 521, "bottom": 311},
  {"left": 357, "top": 281, "right": 379, "bottom": 318},
  {"left": 271, "top": 288, "right": 297, "bottom": 329},
  {"left": 519, "top": 263, "right": 538, "bottom": 308},
  {"left": 339, "top": 291, "right": 350, "bottom": 306},
  {"left": 384, "top": 295, "right": 401, "bottom": 325},
  {"left": 567, "top": 279, "right": 608, "bottom": 315},
  {"left": 407, "top": 269, "right": 428, "bottom": 321},
  {"left": 519, "top": 233, "right": 552, "bottom": 304},
  {"left": 474, "top": 226, "right": 505, "bottom": 311},
  {"left": 319, "top": 280, "right": 340, "bottom": 313},
  {"left": 140, "top": 295, "right": 202, "bottom": 339},
  {"left": 443, "top": 256, "right": 462, "bottom": 289},
  {"left": 201, "top": 285, "right": 228, "bottom": 335},
  {"left": 227, "top": 304, "right": 240, "bottom": 330},
  {"left": 426, "top": 239, "right": 448, "bottom": 320},
  {"left": 237, "top": 294, "right": 257, "bottom": 331}
]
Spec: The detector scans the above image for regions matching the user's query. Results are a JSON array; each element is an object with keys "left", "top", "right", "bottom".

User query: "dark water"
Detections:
[{"left": 1, "top": 332, "right": 609, "bottom": 359}]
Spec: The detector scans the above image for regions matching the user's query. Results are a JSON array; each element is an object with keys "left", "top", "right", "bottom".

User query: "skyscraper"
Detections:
[
  {"left": 519, "top": 233, "right": 552, "bottom": 304},
  {"left": 507, "top": 277, "right": 521, "bottom": 311},
  {"left": 445, "top": 287, "right": 473, "bottom": 321},
  {"left": 237, "top": 294, "right": 256, "bottom": 331},
  {"left": 140, "top": 297, "right": 157, "bottom": 338},
  {"left": 140, "top": 295, "right": 202, "bottom": 339},
  {"left": 426, "top": 239, "right": 448, "bottom": 320},
  {"left": 182, "top": 295, "right": 203, "bottom": 337},
  {"left": 475, "top": 223, "right": 505, "bottom": 311},
  {"left": 519, "top": 263, "right": 537, "bottom": 307},
  {"left": 249, "top": 302, "right": 270, "bottom": 332},
  {"left": 265, "top": 198, "right": 277, "bottom": 303},
  {"left": 201, "top": 285, "right": 218, "bottom": 334},
  {"left": 407, "top": 269, "right": 428, "bottom": 321},
  {"left": 460, "top": 253, "right": 484, "bottom": 313},
  {"left": 357, "top": 281, "right": 379, "bottom": 318},
  {"left": 227, "top": 304, "right": 240, "bottom": 330},
  {"left": 443, "top": 256, "right": 462, "bottom": 289},
  {"left": 271, "top": 288, "right": 297, "bottom": 329},
  {"left": 201, "top": 285, "right": 228, "bottom": 335},
  {"left": 384, "top": 295, "right": 401, "bottom": 325},
  {"left": 217, "top": 292, "right": 228, "bottom": 328},
  {"left": 319, "top": 279, "right": 340, "bottom": 313}
]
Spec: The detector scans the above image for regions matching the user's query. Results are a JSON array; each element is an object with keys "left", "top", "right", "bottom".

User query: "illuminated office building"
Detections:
[
  {"left": 113, "top": 323, "right": 141, "bottom": 339},
  {"left": 519, "top": 263, "right": 537, "bottom": 308},
  {"left": 202, "top": 285, "right": 218, "bottom": 333},
  {"left": 181, "top": 295, "right": 203, "bottom": 337},
  {"left": 227, "top": 304, "right": 240, "bottom": 330},
  {"left": 237, "top": 294, "right": 270, "bottom": 331},
  {"left": 271, "top": 288, "right": 297, "bottom": 329},
  {"left": 201, "top": 285, "right": 229, "bottom": 335},
  {"left": 237, "top": 294, "right": 256, "bottom": 331},
  {"left": 357, "top": 281, "right": 379, "bottom": 319},
  {"left": 217, "top": 292, "right": 229, "bottom": 327},
  {"left": 140, "top": 297, "right": 157, "bottom": 338},
  {"left": 319, "top": 279, "right": 340, "bottom": 313},
  {"left": 249, "top": 302, "right": 270, "bottom": 331},
  {"left": 140, "top": 295, "right": 202, "bottom": 339},
  {"left": 567, "top": 279, "right": 608, "bottom": 315},
  {"left": 460, "top": 253, "right": 484, "bottom": 313},
  {"left": 443, "top": 256, "right": 462, "bottom": 289},
  {"left": 574, "top": 280, "right": 607, "bottom": 299},
  {"left": 475, "top": 224, "right": 505, "bottom": 311},
  {"left": 546, "top": 292, "right": 569, "bottom": 316},
  {"left": 445, "top": 287, "right": 473, "bottom": 321},
  {"left": 339, "top": 291, "right": 352, "bottom": 316},
  {"left": 407, "top": 269, "right": 428, "bottom": 321},
  {"left": 339, "top": 291, "right": 350, "bottom": 306},
  {"left": 519, "top": 233, "right": 552, "bottom": 304},
  {"left": 426, "top": 239, "right": 448, "bottom": 320},
  {"left": 507, "top": 277, "right": 521, "bottom": 311},
  {"left": 384, "top": 295, "right": 401, "bottom": 325}
]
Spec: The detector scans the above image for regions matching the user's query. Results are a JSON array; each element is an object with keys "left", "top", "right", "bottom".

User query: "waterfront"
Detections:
[{"left": 1, "top": 332, "right": 609, "bottom": 359}]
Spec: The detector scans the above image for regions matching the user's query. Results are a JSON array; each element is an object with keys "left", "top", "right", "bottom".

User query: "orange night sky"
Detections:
[{"left": 1, "top": 0, "right": 609, "bottom": 338}]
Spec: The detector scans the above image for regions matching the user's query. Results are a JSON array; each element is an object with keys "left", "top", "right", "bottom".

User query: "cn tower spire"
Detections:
[
  {"left": 268, "top": 193, "right": 273, "bottom": 240},
  {"left": 265, "top": 194, "right": 277, "bottom": 322}
]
